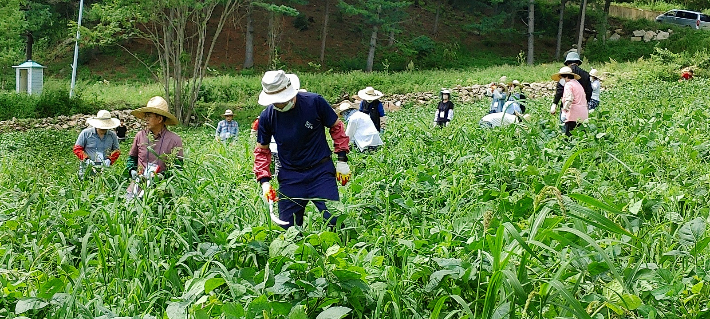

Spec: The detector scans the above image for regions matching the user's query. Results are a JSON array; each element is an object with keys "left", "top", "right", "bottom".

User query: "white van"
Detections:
[{"left": 656, "top": 10, "right": 710, "bottom": 30}]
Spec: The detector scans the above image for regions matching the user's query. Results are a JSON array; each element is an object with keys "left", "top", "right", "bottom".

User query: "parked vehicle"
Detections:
[{"left": 656, "top": 9, "right": 710, "bottom": 30}]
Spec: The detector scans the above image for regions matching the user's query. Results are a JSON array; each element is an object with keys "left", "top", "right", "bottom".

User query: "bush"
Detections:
[
  {"left": 35, "top": 88, "right": 94, "bottom": 118},
  {"left": 0, "top": 93, "right": 36, "bottom": 121}
]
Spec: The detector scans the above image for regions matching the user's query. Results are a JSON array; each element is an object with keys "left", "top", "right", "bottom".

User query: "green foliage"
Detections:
[
  {"left": 0, "top": 92, "right": 37, "bottom": 120},
  {"left": 293, "top": 13, "right": 311, "bottom": 31},
  {"left": 409, "top": 35, "right": 437, "bottom": 57},
  {"left": 0, "top": 85, "right": 99, "bottom": 121}
]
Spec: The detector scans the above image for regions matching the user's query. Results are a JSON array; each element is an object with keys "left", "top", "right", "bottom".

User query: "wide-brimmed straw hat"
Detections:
[
  {"left": 223, "top": 109, "right": 234, "bottom": 117},
  {"left": 564, "top": 52, "right": 583, "bottom": 66},
  {"left": 131, "top": 96, "right": 179, "bottom": 125},
  {"left": 258, "top": 70, "right": 300, "bottom": 106},
  {"left": 338, "top": 102, "right": 356, "bottom": 113},
  {"left": 551, "top": 66, "right": 581, "bottom": 81},
  {"left": 86, "top": 110, "right": 120, "bottom": 129},
  {"left": 589, "top": 69, "right": 601, "bottom": 79},
  {"left": 511, "top": 80, "right": 521, "bottom": 86},
  {"left": 357, "top": 87, "right": 384, "bottom": 101}
]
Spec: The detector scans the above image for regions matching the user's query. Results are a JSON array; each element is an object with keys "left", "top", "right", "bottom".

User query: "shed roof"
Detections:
[{"left": 13, "top": 60, "right": 45, "bottom": 68}]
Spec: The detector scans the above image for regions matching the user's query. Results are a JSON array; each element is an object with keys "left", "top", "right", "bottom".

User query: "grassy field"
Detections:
[{"left": 1, "top": 61, "right": 709, "bottom": 318}]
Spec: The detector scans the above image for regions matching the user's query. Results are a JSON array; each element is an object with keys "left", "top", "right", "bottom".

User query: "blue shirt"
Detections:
[
  {"left": 75, "top": 127, "right": 119, "bottom": 161},
  {"left": 257, "top": 92, "right": 338, "bottom": 170},
  {"left": 215, "top": 119, "right": 238, "bottom": 139},
  {"left": 359, "top": 100, "right": 386, "bottom": 117}
]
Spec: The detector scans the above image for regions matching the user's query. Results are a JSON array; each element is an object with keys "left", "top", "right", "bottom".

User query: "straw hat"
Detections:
[
  {"left": 86, "top": 110, "right": 120, "bottom": 129},
  {"left": 223, "top": 109, "right": 234, "bottom": 117},
  {"left": 357, "top": 87, "right": 384, "bottom": 101},
  {"left": 589, "top": 69, "right": 601, "bottom": 79},
  {"left": 511, "top": 80, "right": 521, "bottom": 86},
  {"left": 131, "top": 96, "right": 179, "bottom": 125},
  {"left": 258, "top": 70, "right": 300, "bottom": 106},
  {"left": 551, "top": 66, "right": 581, "bottom": 81},
  {"left": 338, "top": 102, "right": 356, "bottom": 113},
  {"left": 499, "top": 76, "right": 508, "bottom": 84},
  {"left": 440, "top": 88, "right": 451, "bottom": 94},
  {"left": 564, "top": 52, "right": 583, "bottom": 66}
]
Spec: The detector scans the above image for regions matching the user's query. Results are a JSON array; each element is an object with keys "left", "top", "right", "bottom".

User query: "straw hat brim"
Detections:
[
  {"left": 357, "top": 89, "right": 384, "bottom": 101},
  {"left": 258, "top": 74, "right": 300, "bottom": 106},
  {"left": 551, "top": 72, "right": 581, "bottom": 81},
  {"left": 131, "top": 107, "right": 179, "bottom": 125},
  {"left": 338, "top": 102, "right": 356, "bottom": 113},
  {"left": 87, "top": 117, "right": 120, "bottom": 130}
]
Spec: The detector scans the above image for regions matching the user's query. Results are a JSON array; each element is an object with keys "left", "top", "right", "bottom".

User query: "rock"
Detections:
[
  {"left": 609, "top": 33, "right": 621, "bottom": 41},
  {"left": 655, "top": 31, "right": 670, "bottom": 40},
  {"left": 643, "top": 31, "right": 656, "bottom": 42},
  {"left": 633, "top": 30, "right": 646, "bottom": 37},
  {"left": 631, "top": 37, "right": 642, "bottom": 42},
  {"left": 615, "top": 28, "right": 623, "bottom": 34}
]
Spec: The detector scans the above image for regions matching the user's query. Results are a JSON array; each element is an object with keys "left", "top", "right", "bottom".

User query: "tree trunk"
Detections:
[
  {"left": 433, "top": 0, "right": 442, "bottom": 36},
  {"left": 320, "top": 0, "right": 330, "bottom": 64},
  {"left": 244, "top": 5, "right": 254, "bottom": 69},
  {"left": 577, "top": 0, "right": 587, "bottom": 56},
  {"left": 366, "top": 25, "right": 378, "bottom": 72},
  {"left": 25, "top": 31, "right": 33, "bottom": 61},
  {"left": 388, "top": 28, "right": 394, "bottom": 47},
  {"left": 555, "top": 0, "right": 566, "bottom": 60},
  {"left": 527, "top": 0, "right": 534, "bottom": 65},
  {"left": 268, "top": 11, "right": 276, "bottom": 67}
]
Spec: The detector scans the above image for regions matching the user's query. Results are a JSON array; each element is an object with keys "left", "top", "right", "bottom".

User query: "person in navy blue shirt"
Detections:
[
  {"left": 254, "top": 70, "right": 351, "bottom": 229},
  {"left": 357, "top": 86, "right": 387, "bottom": 132}
]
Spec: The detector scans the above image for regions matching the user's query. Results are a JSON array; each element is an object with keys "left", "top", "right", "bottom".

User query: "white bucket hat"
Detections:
[
  {"left": 223, "top": 109, "right": 234, "bottom": 116},
  {"left": 258, "top": 70, "right": 300, "bottom": 106},
  {"left": 338, "top": 102, "right": 356, "bottom": 113},
  {"left": 551, "top": 66, "right": 581, "bottom": 81},
  {"left": 357, "top": 87, "right": 384, "bottom": 101},
  {"left": 131, "top": 96, "right": 179, "bottom": 125},
  {"left": 86, "top": 110, "right": 120, "bottom": 129}
]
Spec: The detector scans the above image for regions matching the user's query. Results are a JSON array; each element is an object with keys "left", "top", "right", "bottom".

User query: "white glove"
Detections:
[
  {"left": 84, "top": 158, "right": 93, "bottom": 166},
  {"left": 335, "top": 161, "right": 351, "bottom": 186},
  {"left": 103, "top": 159, "right": 111, "bottom": 167},
  {"left": 261, "top": 182, "right": 276, "bottom": 202},
  {"left": 549, "top": 103, "right": 557, "bottom": 115}
]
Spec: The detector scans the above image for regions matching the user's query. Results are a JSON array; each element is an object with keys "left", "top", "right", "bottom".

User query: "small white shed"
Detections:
[{"left": 13, "top": 60, "right": 45, "bottom": 95}]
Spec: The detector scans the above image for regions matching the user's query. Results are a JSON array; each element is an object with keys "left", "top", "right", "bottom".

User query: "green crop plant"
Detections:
[{"left": 1, "top": 60, "right": 709, "bottom": 318}]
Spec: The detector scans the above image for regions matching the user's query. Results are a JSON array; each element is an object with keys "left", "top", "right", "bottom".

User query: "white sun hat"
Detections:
[
  {"left": 357, "top": 86, "right": 384, "bottom": 101},
  {"left": 86, "top": 110, "right": 120, "bottom": 129},
  {"left": 258, "top": 70, "right": 301, "bottom": 106},
  {"left": 131, "top": 96, "right": 179, "bottom": 125},
  {"left": 338, "top": 101, "right": 356, "bottom": 113},
  {"left": 223, "top": 109, "right": 234, "bottom": 116}
]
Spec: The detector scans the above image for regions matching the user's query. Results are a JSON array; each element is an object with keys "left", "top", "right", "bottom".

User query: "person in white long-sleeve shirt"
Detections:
[
  {"left": 588, "top": 69, "right": 601, "bottom": 112},
  {"left": 338, "top": 102, "right": 383, "bottom": 152}
]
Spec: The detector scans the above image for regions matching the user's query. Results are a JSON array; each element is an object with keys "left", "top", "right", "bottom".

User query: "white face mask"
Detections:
[
  {"left": 496, "top": 87, "right": 503, "bottom": 93},
  {"left": 275, "top": 100, "right": 294, "bottom": 112},
  {"left": 558, "top": 78, "right": 566, "bottom": 86}
]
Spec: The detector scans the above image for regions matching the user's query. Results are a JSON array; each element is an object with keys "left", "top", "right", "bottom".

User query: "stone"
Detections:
[
  {"left": 609, "top": 33, "right": 621, "bottom": 41},
  {"left": 655, "top": 31, "right": 670, "bottom": 40},
  {"left": 615, "top": 28, "right": 623, "bottom": 34},
  {"left": 643, "top": 31, "right": 656, "bottom": 42},
  {"left": 632, "top": 30, "right": 646, "bottom": 37},
  {"left": 631, "top": 37, "right": 642, "bottom": 42}
]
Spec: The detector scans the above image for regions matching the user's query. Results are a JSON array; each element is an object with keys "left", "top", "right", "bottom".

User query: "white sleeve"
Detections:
[
  {"left": 447, "top": 109, "right": 454, "bottom": 120},
  {"left": 345, "top": 119, "right": 356, "bottom": 139}
]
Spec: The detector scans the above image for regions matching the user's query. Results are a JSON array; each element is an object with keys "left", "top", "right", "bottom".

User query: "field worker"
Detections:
[
  {"left": 254, "top": 70, "right": 351, "bottom": 229},
  {"left": 215, "top": 109, "right": 239, "bottom": 142},
  {"left": 339, "top": 102, "right": 383, "bottom": 152},
  {"left": 73, "top": 110, "right": 121, "bottom": 179},
  {"left": 126, "top": 96, "right": 184, "bottom": 181},
  {"left": 116, "top": 118, "right": 128, "bottom": 143},
  {"left": 551, "top": 52, "right": 592, "bottom": 116},
  {"left": 357, "top": 86, "right": 387, "bottom": 132},
  {"left": 485, "top": 76, "right": 508, "bottom": 113},
  {"left": 250, "top": 116, "right": 259, "bottom": 138},
  {"left": 479, "top": 112, "right": 530, "bottom": 128},
  {"left": 506, "top": 80, "right": 527, "bottom": 114},
  {"left": 588, "top": 69, "right": 601, "bottom": 111},
  {"left": 551, "top": 67, "right": 588, "bottom": 136},
  {"left": 433, "top": 88, "right": 454, "bottom": 127},
  {"left": 680, "top": 68, "right": 694, "bottom": 81}
]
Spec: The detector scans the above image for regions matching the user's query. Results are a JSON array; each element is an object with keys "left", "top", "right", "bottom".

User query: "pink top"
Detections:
[
  {"left": 561, "top": 79, "right": 588, "bottom": 123},
  {"left": 129, "top": 128, "right": 183, "bottom": 173}
]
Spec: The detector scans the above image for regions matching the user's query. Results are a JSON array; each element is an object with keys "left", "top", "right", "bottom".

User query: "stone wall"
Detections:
[{"left": 609, "top": 5, "right": 662, "bottom": 21}]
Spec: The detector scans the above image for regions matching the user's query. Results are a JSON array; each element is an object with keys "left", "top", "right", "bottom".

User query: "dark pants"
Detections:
[
  {"left": 278, "top": 199, "right": 337, "bottom": 229},
  {"left": 564, "top": 121, "right": 579, "bottom": 136},
  {"left": 277, "top": 159, "right": 339, "bottom": 229}
]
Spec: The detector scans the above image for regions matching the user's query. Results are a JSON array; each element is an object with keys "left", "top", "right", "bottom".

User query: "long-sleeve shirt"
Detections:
[
  {"left": 345, "top": 111, "right": 383, "bottom": 151},
  {"left": 215, "top": 119, "right": 238, "bottom": 140},
  {"left": 553, "top": 65, "right": 592, "bottom": 106},
  {"left": 561, "top": 79, "right": 588, "bottom": 123},
  {"left": 591, "top": 79, "right": 601, "bottom": 101}
]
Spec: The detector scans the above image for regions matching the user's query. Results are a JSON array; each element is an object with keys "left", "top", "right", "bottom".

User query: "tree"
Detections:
[
  {"left": 251, "top": 1, "right": 300, "bottom": 69},
  {"left": 89, "top": 0, "right": 241, "bottom": 124},
  {"left": 576, "top": 0, "right": 587, "bottom": 55},
  {"left": 526, "top": 0, "right": 534, "bottom": 65},
  {"left": 339, "top": 0, "right": 410, "bottom": 72},
  {"left": 555, "top": 0, "right": 566, "bottom": 60},
  {"left": 319, "top": 0, "right": 330, "bottom": 64}
]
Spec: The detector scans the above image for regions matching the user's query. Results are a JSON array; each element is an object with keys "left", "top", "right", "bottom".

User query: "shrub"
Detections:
[
  {"left": 35, "top": 88, "right": 94, "bottom": 118},
  {"left": 0, "top": 92, "right": 36, "bottom": 121}
]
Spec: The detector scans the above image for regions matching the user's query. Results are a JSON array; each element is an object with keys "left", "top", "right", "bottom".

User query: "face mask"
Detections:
[
  {"left": 275, "top": 100, "right": 294, "bottom": 112},
  {"left": 496, "top": 87, "right": 503, "bottom": 93},
  {"left": 558, "top": 78, "right": 566, "bottom": 86}
]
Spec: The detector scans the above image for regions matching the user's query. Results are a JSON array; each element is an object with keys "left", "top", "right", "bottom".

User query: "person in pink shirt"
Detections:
[{"left": 550, "top": 66, "right": 588, "bottom": 136}]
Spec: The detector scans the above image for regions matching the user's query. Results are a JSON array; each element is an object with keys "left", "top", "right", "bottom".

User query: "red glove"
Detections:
[{"left": 108, "top": 150, "right": 121, "bottom": 165}]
